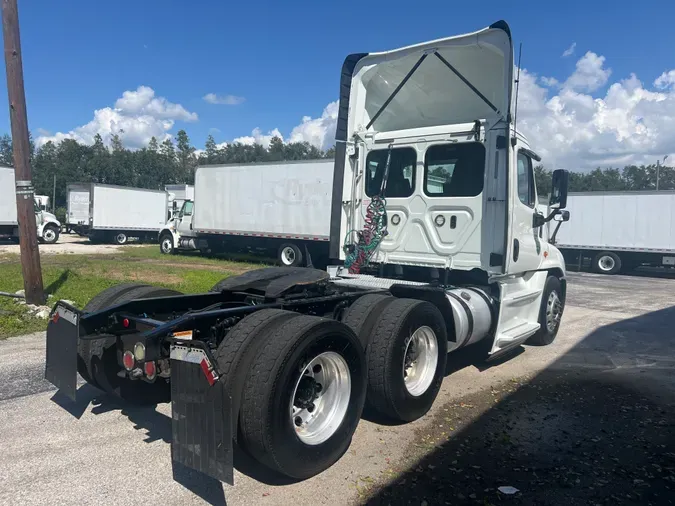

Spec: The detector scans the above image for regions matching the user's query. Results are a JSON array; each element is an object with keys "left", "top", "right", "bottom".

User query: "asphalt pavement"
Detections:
[{"left": 0, "top": 271, "right": 673, "bottom": 505}]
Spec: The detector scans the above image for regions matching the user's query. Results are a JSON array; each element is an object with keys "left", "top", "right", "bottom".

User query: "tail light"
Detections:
[
  {"left": 144, "top": 361, "right": 156, "bottom": 380},
  {"left": 133, "top": 342, "right": 145, "bottom": 361},
  {"left": 122, "top": 350, "right": 135, "bottom": 371}
]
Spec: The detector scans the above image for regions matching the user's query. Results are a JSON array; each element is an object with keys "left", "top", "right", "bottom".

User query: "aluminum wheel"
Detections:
[
  {"left": 545, "top": 290, "right": 563, "bottom": 332},
  {"left": 115, "top": 233, "right": 128, "bottom": 245},
  {"left": 281, "top": 246, "right": 296, "bottom": 266},
  {"left": 402, "top": 326, "right": 438, "bottom": 397},
  {"left": 161, "top": 236, "right": 173, "bottom": 254},
  {"left": 43, "top": 228, "right": 57, "bottom": 243},
  {"left": 598, "top": 255, "right": 615, "bottom": 272},
  {"left": 290, "top": 351, "right": 351, "bottom": 446}
]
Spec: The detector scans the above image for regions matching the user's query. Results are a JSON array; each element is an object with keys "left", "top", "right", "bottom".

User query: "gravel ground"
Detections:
[
  {"left": 0, "top": 271, "right": 673, "bottom": 505},
  {"left": 0, "top": 232, "right": 148, "bottom": 255}
]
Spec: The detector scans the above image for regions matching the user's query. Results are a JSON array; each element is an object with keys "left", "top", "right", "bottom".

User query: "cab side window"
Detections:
[{"left": 517, "top": 152, "right": 535, "bottom": 208}]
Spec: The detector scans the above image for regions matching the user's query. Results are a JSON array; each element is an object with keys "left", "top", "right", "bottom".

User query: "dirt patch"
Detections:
[
  {"left": 365, "top": 372, "right": 675, "bottom": 506},
  {"left": 0, "top": 234, "right": 142, "bottom": 256}
]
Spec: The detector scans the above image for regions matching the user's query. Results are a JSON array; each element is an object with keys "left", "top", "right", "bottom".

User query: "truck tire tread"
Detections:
[
  {"left": 342, "top": 293, "right": 396, "bottom": 349},
  {"left": 366, "top": 298, "right": 447, "bottom": 422},
  {"left": 214, "top": 308, "right": 301, "bottom": 442},
  {"left": 239, "top": 315, "right": 366, "bottom": 479}
]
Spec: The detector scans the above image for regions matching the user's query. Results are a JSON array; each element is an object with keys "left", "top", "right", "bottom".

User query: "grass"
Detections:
[{"left": 0, "top": 246, "right": 265, "bottom": 338}]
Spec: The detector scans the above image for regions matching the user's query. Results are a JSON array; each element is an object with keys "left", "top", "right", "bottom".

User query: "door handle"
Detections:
[{"left": 513, "top": 239, "right": 520, "bottom": 262}]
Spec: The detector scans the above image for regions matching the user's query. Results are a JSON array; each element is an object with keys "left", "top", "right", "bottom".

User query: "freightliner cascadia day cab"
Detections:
[
  {"left": 0, "top": 166, "right": 61, "bottom": 244},
  {"left": 158, "top": 159, "right": 333, "bottom": 267},
  {"left": 66, "top": 183, "right": 168, "bottom": 245},
  {"left": 45, "top": 20, "right": 570, "bottom": 485}
]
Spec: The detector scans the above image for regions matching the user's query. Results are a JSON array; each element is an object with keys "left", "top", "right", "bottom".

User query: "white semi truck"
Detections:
[
  {"left": 159, "top": 159, "right": 333, "bottom": 266},
  {"left": 554, "top": 191, "right": 675, "bottom": 274},
  {"left": 66, "top": 183, "right": 168, "bottom": 244},
  {"left": 46, "top": 20, "right": 571, "bottom": 485},
  {"left": 0, "top": 166, "right": 61, "bottom": 243},
  {"left": 164, "top": 184, "right": 194, "bottom": 221}
]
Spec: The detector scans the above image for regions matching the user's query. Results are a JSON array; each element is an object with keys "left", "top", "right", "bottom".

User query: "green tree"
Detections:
[
  {"left": 204, "top": 134, "right": 218, "bottom": 164},
  {"left": 175, "top": 130, "right": 196, "bottom": 183}
]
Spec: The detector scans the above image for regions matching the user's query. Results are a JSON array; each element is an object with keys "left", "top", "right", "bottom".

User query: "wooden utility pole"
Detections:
[{"left": 1, "top": 0, "right": 44, "bottom": 304}]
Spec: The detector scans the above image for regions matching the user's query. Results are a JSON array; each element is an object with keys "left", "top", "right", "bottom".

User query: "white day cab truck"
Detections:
[
  {"left": 554, "top": 191, "right": 675, "bottom": 274},
  {"left": 159, "top": 159, "right": 333, "bottom": 267},
  {"left": 45, "top": 20, "right": 571, "bottom": 485},
  {"left": 66, "top": 183, "right": 168, "bottom": 245},
  {"left": 0, "top": 166, "right": 61, "bottom": 244}
]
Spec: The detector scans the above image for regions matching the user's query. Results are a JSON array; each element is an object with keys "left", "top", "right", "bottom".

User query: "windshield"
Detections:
[{"left": 180, "top": 201, "right": 193, "bottom": 217}]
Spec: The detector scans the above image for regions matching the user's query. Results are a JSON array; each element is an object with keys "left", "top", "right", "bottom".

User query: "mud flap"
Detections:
[
  {"left": 44, "top": 303, "right": 80, "bottom": 401},
  {"left": 170, "top": 343, "right": 234, "bottom": 485}
]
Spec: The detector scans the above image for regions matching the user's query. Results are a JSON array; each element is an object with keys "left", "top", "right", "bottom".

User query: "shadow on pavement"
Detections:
[{"left": 367, "top": 306, "right": 675, "bottom": 505}]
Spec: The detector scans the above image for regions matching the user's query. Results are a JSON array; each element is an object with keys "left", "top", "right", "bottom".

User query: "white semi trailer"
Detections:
[
  {"left": 66, "top": 183, "right": 168, "bottom": 244},
  {"left": 554, "top": 191, "right": 675, "bottom": 274},
  {"left": 0, "top": 166, "right": 61, "bottom": 243},
  {"left": 159, "top": 159, "right": 333, "bottom": 266},
  {"left": 47, "top": 20, "right": 572, "bottom": 486}
]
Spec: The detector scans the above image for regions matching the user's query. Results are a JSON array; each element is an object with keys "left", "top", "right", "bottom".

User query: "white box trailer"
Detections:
[
  {"left": 165, "top": 184, "right": 194, "bottom": 220},
  {"left": 159, "top": 159, "right": 333, "bottom": 266},
  {"left": 67, "top": 183, "right": 168, "bottom": 245},
  {"left": 0, "top": 166, "right": 61, "bottom": 243},
  {"left": 555, "top": 191, "right": 675, "bottom": 274}
]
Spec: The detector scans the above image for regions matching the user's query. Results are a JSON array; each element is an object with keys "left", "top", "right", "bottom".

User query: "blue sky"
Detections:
[{"left": 3, "top": 0, "right": 675, "bottom": 168}]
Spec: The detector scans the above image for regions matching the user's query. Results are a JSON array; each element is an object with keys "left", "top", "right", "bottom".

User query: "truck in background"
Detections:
[
  {"left": 555, "top": 191, "right": 675, "bottom": 274},
  {"left": 159, "top": 159, "right": 333, "bottom": 266},
  {"left": 34, "top": 195, "right": 50, "bottom": 212},
  {"left": 165, "top": 184, "right": 194, "bottom": 221},
  {"left": 67, "top": 183, "right": 168, "bottom": 245},
  {"left": 0, "top": 166, "right": 61, "bottom": 244}
]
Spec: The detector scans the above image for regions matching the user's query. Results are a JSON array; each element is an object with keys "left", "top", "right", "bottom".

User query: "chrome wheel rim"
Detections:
[
  {"left": 281, "top": 246, "right": 295, "bottom": 265},
  {"left": 598, "top": 255, "right": 615, "bottom": 272},
  {"left": 161, "top": 237, "right": 172, "bottom": 253},
  {"left": 290, "top": 351, "right": 351, "bottom": 446},
  {"left": 403, "top": 326, "right": 438, "bottom": 397},
  {"left": 546, "top": 290, "right": 563, "bottom": 332},
  {"left": 116, "top": 234, "right": 127, "bottom": 244},
  {"left": 43, "top": 229, "right": 56, "bottom": 242}
]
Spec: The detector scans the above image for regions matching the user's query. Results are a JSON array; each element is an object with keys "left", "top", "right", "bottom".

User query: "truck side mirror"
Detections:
[
  {"left": 549, "top": 169, "right": 569, "bottom": 209},
  {"left": 554, "top": 210, "right": 570, "bottom": 222}
]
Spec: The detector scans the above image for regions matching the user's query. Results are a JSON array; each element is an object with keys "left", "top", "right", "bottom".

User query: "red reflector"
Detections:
[
  {"left": 52, "top": 312, "right": 60, "bottom": 323},
  {"left": 122, "top": 318, "right": 130, "bottom": 328},
  {"left": 199, "top": 358, "right": 217, "bottom": 386},
  {"left": 144, "top": 361, "right": 156, "bottom": 379},
  {"left": 122, "top": 351, "right": 135, "bottom": 371}
]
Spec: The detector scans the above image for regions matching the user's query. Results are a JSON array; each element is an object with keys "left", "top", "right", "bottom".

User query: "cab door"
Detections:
[{"left": 505, "top": 147, "right": 543, "bottom": 274}]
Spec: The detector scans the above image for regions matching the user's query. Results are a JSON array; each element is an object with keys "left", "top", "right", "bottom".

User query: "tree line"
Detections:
[
  {"left": 535, "top": 164, "right": 675, "bottom": 196},
  {"left": 0, "top": 130, "right": 335, "bottom": 209},
  {"left": 0, "top": 131, "right": 671, "bottom": 211}
]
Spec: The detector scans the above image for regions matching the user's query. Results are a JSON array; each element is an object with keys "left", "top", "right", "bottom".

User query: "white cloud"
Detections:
[
  {"left": 517, "top": 54, "right": 675, "bottom": 170},
  {"left": 654, "top": 70, "right": 675, "bottom": 89},
  {"left": 540, "top": 76, "right": 559, "bottom": 88},
  {"left": 36, "top": 86, "right": 197, "bottom": 149},
  {"left": 203, "top": 93, "right": 246, "bottom": 105},
  {"left": 563, "top": 51, "right": 611, "bottom": 92},
  {"left": 36, "top": 127, "right": 51, "bottom": 136},
  {"left": 288, "top": 101, "right": 339, "bottom": 150},
  {"left": 562, "top": 42, "right": 577, "bottom": 58},
  {"left": 233, "top": 127, "right": 283, "bottom": 148}
]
